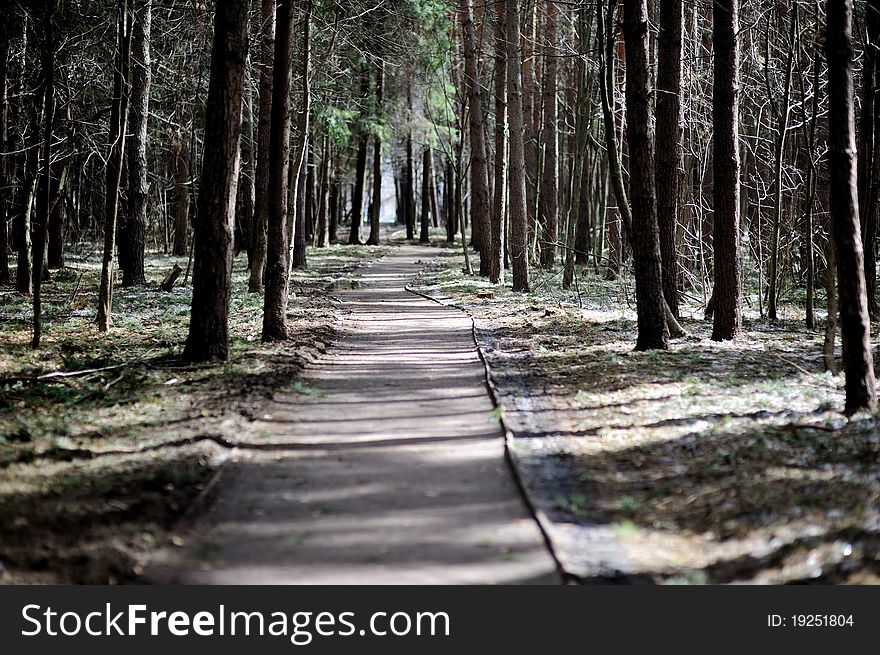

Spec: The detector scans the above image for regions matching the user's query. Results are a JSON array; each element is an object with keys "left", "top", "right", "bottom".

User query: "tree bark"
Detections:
[
  {"left": 170, "top": 136, "right": 190, "bottom": 257},
  {"left": 182, "top": 0, "right": 248, "bottom": 360},
  {"left": 538, "top": 0, "right": 559, "bottom": 269},
  {"left": 711, "top": 0, "right": 742, "bottom": 341},
  {"left": 367, "top": 66, "right": 384, "bottom": 246},
  {"left": 262, "top": 0, "right": 294, "bottom": 341},
  {"left": 826, "top": 0, "right": 878, "bottom": 414},
  {"left": 420, "top": 148, "right": 432, "bottom": 243},
  {"left": 248, "top": 0, "right": 275, "bottom": 292},
  {"left": 348, "top": 68, "right": 369, "bottom": 245},
  {"left": 97, "top": 0, "right": 131, "bottom": 332},
  {"left": 655, "top": 0, "right": 682, "bottom": 317},
  {"left": 490, "top": 0, "right": 506, "bottom": 284},
  {"left": 623, "top": 0, "right": 668, "bottom": 350},
  {"left": 860, "top": 0, "right": 880, "bottom": 319},
  {"left": 120, "top": 0, "right": 151, "bottom": 287},
  {"left": 0, "top": 13, "right": 11, "bottom": 284},
  {"left": 506, "top": 0, "right": 529, "bottom": 291},
  {"left": 460, "top": 0, "right": 492, "bottom": 276},
  {"left": 32, "top": 0, "right": 56, "bottom": 348},
  {"left": 236, "top": 56, "right": 256, "bottom": 265}
]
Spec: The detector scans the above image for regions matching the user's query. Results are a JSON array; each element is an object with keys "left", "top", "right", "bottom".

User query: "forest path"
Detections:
[{"left": 148, "top": 244, "right": 558, "bottom": 584}]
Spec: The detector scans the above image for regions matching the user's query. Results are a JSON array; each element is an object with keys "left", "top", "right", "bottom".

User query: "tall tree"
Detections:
[
  {"left": 366, "top": 64, "right": 384, "bottom": 246},
  {"left": 538, "top": 0, "right": 559, "bottom": 269},
  {"left": 489, "top": 0, "right": 506, "bottom": 284},
  {"left": 859, "top": 0, "right": 880, "bottom": 319},
  {"left": 97, "top": 0, "right": 132, "bottom": 332},
  {"left": 655, "top": 0, "right": 682, "bottom": 317},
  {"left": 420, "top": 148, "right": 432, "bottom": 243},
  {"left": 182, "top": 0, "right": 249, "bottom": 360},
  {"left": 506, "top": 0, "right": 529, "bottom": 291},
  {"left": 262, "top": 0, "right": 294, "bottom": 341},
  {"left": 119, "top": 0, "right": 152, "bottom": 287},
  {"left": 0, "top": 13, "right": 13, "bottom": 284},
  {"left": 711, "top": 0, "right": 742, "bottom": 341},
  {"left": 825, "top": 0, "right": 878, "bottom": 414},
  {"left": 460, "top": 0, "right": 492, "bottom": 277},
  {"left": 32, "top": 0, "right": 56, "bottom": 348},
  {"left": 623, "top": 0, "right": 668, "bottom": 350},
  {"left": 248, "top": 0, "right": 275, "bottom": 292},
  {"left": 348, "top": 67, "right": 369, "bottom": 246}
]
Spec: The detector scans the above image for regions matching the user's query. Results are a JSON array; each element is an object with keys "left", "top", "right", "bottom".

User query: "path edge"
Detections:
[{"left": 405, "top": 283, "right": 572, "bottom": 585}]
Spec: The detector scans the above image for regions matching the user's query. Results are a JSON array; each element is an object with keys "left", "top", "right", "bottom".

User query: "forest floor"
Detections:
[
  {"left": 0, "top": 243, "right": 387, "bottom": 583},
  {"left": 411, "top": 247, "right": 880, "bottom": 584}
]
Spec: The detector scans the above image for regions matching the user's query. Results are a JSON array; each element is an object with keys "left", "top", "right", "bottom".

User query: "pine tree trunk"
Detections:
[
  {"left": 711, "top": 0, "right": 742, "bottom": 341},
  {"left": 623, "top": 0, "right": 668, "bottom": 351},
  {"left": 490, "top": 0, "right": 506, "bottom": 284},
  {"left": 183, "top": 0, "right": 248, "bottom": 360},
  {"left": 97, "top": 0, "right": 131, "bottom": 333},
  {"left": 348, "top": 68, "right": 369, "bottom": 245},
  {"left": 366, "top": 66, "right": 383, "bottom": 246},
  {"left": 460, "top": 0, "right": 492, "bottom": 276},
  {"left": 826, "top": 0, "right": 878, "bottom": 414},
  {"left": 248, "top": 0, "right": 275, "bottom": 292},
  {"left": 538, "top": 0, "right": 559, "bottom": 270},
  {"left": 419, "top": 148, "right": 431, "bottom": 243},
  {"left": 0, "top": 13, "right": 10, "bottom": 284},
  {"left": 120, "top": 0, "right": 151, "bottom": 287},
  {"left": 236, "top": 59, "right": 256, "bottom": 265},
  {"left": 405, "top": 129, "right": 415, "bottom": 240},
  {"left": 170, "top": 136, "right": 190, "bottom": 257},
  {"left": 316, "top": 135, "right": 330, "bottom": 248},
  {"left": 262, "top": 0, "right": 294, "bottom": 341},
  {"left": 860, "top": 0, "right": 880, "bottom": 319},
  {"left": 506, "top": 0, "right": 529, "bottom": 291},
  {"left": 32, "top": 0, "right": 56, "bottom": 348},
  {"left": 655, "top": 0, "right": 682, "bottom": 317}
]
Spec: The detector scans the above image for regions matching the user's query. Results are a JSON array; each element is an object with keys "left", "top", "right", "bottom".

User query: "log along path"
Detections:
[{"left": 150, "top": 244, "right": 558, "bottom": 584}]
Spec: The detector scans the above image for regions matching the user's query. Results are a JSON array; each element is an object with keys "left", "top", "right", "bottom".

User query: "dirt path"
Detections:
[{"left": 148, "top": 245, "right": 558, "bottom": 584}]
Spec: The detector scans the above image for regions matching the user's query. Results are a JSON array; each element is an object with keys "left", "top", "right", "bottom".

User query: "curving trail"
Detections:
[{"left": 149, "top": 245, "right": 558, "bottom": 584}]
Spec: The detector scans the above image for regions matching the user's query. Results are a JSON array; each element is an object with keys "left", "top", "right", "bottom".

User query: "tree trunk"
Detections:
[
  {"left": 506, "top": 0, "right": 529, "bottom": 291},
  {"left": 47, "top": 170, "right": 66, "bottom": 269},
  {"left": 655, "top": 0, "right": 682, "bottom": 317},
  {"left": 97, "top": 0, "right": 131, "bottom": 333},
  {"left": 460, "top": 0, "right": 492, "bottom": 276},
  {"left": 316, "top": 135, "right": 330, "bottom": 248},
  {"left": 183, "top": 0, "right": 248, "bottom": 361},
  {"left": 711, "top": 0, "right": 742, "bottom": 341},
  {"left": 366, "top": 66, "right": 384, "bottom": 246},
  {"left": 262, "top": 0, "right": 294, "bottom": 341},
  {"left": 0, "top": 13, "right": 10, "bottom": 284},
  {"left": 538, "top": 0, "right": 559, "bottom": 269},
  {"left": 348, "top": 68, "right": 369, "bottom": 245},
  {"left": 248, "top": 0, "right": 275, "bottom": 292},
  {"left": 120, "top": 0, "right": 151, "bottom": 287},
  {"left": 490, "top": 0, "right": 506, "bottom": 284},
  {"left": 623, "top": 0, "right": 668, "bottom": 351},
  {"left": 32, "top": 0, "right": 56, "bottom": 348},
  {"left": 287, "top": 0, "right": 311, "bottom": 274},
  {"left": 328, "top": 165, "right": 339, "bottom": 243},
  {"left": 826, "top": 0, "right": 878, "bottom": 414},
  {"left": 236, "top": 56, "right": 256, "bottom": 265},
  {"left": 419, "top": 148, "right": 431, "bottom": 243},
  {"left": 766, "top": 7, "right": 796, "bottom": 321},
  {"left": 405, "top": 129, "right": 416, "bottom": 240},
  {"left": 170, "top": 136, "right": 190, "bottom": 257},
  {"left": 860, "top": 0, "right": 880, "bottom": 319}
]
